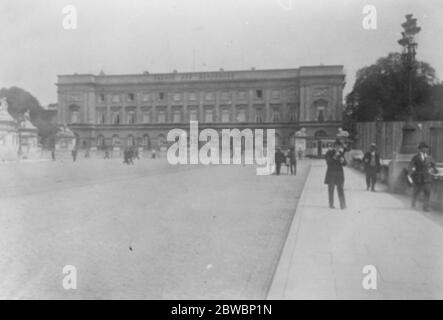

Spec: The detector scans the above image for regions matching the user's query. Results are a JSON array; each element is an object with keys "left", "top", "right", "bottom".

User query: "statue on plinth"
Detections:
[{"left": 0, "top": 97, "right": 8, "bottom": 111}]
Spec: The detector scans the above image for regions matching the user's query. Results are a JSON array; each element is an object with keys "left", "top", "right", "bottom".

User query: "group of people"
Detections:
[
  {"left": 275, "top": 148, "right": 297, "bottom": 175},
  {"left": 324, "top": 139, "right": 438, "bottom": 212},
  {"left": 123, "top": 147, "right": 140, "bottom": 165},
  {"left": 65, "top": 147, "right": 158, "bottom": 163}
]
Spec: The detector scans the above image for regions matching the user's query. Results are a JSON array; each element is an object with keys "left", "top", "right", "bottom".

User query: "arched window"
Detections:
[
  {"left": 313, "top": 99, "right": 328, "bottom": 122},
  {"left": 142, "top": 134, "right": 150, "bottom": 149},
  {"left": 157, "top": 134, "right": 166, "bottom": 148},
  {"left": 74, "top": 133, "right": 80, "bottom": 148},
  {"left": 69, "top": 104, "right": 80, "bottom": 124},
  {"left": 275, "top": 133, "right": 281, "bottom": 147},
  {"left": 127, "top": 135, "right": 135, "bottom": 147},
  {"left": 112, "top": 135, "right": 120, "bottom": 146},
  {"left": 97, "top": 135, "right": 105, "bottom": 149}
]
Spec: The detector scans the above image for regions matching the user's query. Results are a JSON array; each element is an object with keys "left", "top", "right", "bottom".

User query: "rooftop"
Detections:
[{"left": 57, "top": 65, "right": 345, "bottom": 86}]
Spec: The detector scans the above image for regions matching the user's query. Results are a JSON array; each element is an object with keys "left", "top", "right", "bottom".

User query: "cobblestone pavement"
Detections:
[{"left": 0, "top": 158, "right": 309, "bottom": 299}]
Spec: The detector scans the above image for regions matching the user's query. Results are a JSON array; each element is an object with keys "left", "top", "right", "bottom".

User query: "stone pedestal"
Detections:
[
  {"left": 55, "top": 125, "right": 76, "bottom": 159},
  {"left": 18, "top": 112, "right": 41, "bottom": 160},
  {"left": 388, "top": 153, "right": 414, "bottom": 193}
]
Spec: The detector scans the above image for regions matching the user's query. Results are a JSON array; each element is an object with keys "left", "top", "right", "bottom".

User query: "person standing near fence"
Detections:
[
  {"left": 408, "top": 141, "right": 438, "bottom": 212},
  {"left": 324, "top": 140, "right": 347, "bottom": 210},
  {"left": 363, "top": 143, "right": 381, "bottom": 192}
]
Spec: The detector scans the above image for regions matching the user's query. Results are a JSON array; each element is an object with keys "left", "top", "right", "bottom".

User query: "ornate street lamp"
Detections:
[{"left": 398, "top": 14, "right": 421, "bottom": 154}]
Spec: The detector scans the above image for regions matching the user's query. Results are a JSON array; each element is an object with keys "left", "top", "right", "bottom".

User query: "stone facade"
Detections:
[{"left": 56, "top": 66, "right": 345, "bottom": 156}]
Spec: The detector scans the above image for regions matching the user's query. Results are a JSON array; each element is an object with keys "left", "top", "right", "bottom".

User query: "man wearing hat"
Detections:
[
  {"left": 408, "top": 141, "right": 438, "bottom": 212},
  {"left": 324, "top": 139, "right": 347, "bottom": 209},
  {"left": 363, "top": 143, "right": 381, "bottom": 191}
]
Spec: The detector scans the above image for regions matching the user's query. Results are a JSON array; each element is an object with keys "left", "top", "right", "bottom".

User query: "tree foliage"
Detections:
[
  {"left": 0, "top": 86, "right": 57, "bottom": 140},
  {"left": 345, "top": 52, "right": 441, "bottom": 121},
  {"left": 0, "top": 86, "right": 42, "bottom": 119}
]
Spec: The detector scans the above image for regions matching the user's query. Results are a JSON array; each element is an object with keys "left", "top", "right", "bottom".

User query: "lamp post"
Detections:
[{"left": 398, "top": 14, "right": 421, "bottom": 154}]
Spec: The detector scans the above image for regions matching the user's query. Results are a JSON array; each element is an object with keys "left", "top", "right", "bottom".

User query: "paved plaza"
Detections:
[
  {"left": 269, "top": 160, "right": 443, "bottom": 300},
  {"left": 2, "top": 158, "right": 443, "bottom": 299},
  {"left": 0, "top": 158, "right": 309, "bottom": 299}
]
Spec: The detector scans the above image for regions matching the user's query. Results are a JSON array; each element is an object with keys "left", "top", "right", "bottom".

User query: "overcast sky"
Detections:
[{"left": 1, "top": 0, "right": 442, "bottom": 106}]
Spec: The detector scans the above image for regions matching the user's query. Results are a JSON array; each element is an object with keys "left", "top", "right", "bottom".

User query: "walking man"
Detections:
[
  {"left": 324, "top": 140, "right": 347, "bottom": 210},
  {"left": 408, "top": 141, "right": 438, "bottom": 212},
  {"left": 363, "top": 143, "right": 381, "bottom": 191},
  {"left": 274, "top": 148, "right": 285, "bottom": 175}
]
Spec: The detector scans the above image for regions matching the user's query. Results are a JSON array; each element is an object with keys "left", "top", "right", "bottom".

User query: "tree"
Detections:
[
  {"left": 346, "top": 52, "right": 438, "bottom": 121},
  {"left": 0, "top": 86, "right": 42, "bottom": 119},
  {"left": 0, "top": 86, "right": 58, "bottom": 142}
]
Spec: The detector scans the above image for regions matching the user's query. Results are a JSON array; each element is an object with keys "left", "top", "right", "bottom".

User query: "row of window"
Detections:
[
  {"left": 69, "top": 108, "right": 297, "bottom": 125},
  {"left": 93, "top": 89, "right": 293, "bottom": 104},
  {"left": 84, "top": 108, "right": 297, "bottom": 125}
]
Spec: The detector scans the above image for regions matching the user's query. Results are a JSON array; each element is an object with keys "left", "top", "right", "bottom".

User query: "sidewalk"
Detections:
[{"left": 268, "top": 160, "right": 443, "bottom": 299}]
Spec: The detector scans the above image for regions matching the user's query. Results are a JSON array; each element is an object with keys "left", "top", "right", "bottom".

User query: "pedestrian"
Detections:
[
  {"left": 408, "top": 141, "right": 438, "bottom": 212},
  {"left": 134, "top": 147, "right": 140, "bottom": 160},
  {"left": 123, "top": 148, "right": 129, "bottom": 164},
  {"left": 285, "top": 150, "right": 291, "bottom": 174},
  {"left": 274, "top": 148, "right": 285, "bottom": 175},
  {"left": 71, "top": 149, "right": 77, "bottom": 162},
  {"left": 289, "top": 147, "right": 297, "bottom": 175},
  {"left": 324, "top": 140, "right": 347, "bottom": 210},
  {"left": 363, "top": 143, "right": 381, "bottom": 191},
  {"left": 128, "top": 148, "right": 134, "bottom": 165}
]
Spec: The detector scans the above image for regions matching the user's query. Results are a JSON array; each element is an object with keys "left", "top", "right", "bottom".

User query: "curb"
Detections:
[{"left": 266, "top": 162, "right": 315, "bottom": 299}]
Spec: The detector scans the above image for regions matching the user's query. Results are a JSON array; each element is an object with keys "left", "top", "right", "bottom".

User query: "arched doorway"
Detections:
[
  {"left": 112, "top": 134, "right": 120, "bottom": 147},
  {"left": 142, "top": 134, "right": 151, "bottom": 150},
  {"left": 157, "top": 134, "right": 167, "bottom": 150},
  {"left": 127, "top": 134, "right": 135, "bottom": 147},
  {"left": 97, "top": 135, "right": 105, "bottom": 150},
  {"left": 314, "top": 130, "right": 328, "bottom": 157}
]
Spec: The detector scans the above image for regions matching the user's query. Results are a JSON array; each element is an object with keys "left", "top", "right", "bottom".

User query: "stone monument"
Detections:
[
  {"left": 18, "top": 110, "right": 41, "bottom": 159},
  {"left": 55, "top": 124, "right": 76, "bottom": 158},
  {"left": 0, "top": 97, "right": 19, "bottom": 161}
]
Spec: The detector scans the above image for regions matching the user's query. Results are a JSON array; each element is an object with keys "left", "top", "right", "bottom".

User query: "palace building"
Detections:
[{"left": 56, "top": 65, "right": 345, "bottom": 157}]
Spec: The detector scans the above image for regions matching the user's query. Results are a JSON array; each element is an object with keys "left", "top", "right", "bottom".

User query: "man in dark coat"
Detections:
[
  {"left": 324, "top": 140, "right": 347, "bottom": 209},
  {"left": 289, "top": 148, "right": 297, "bottom": 175},
  {"left": 363, "top": 143, "right": 381, "bottom": 191},
  {"left": 408, "top": 141, "right": 438, "bottom": 212},
  {"left": 275, "top": 148, "right": 285, "bottom": 175}
]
